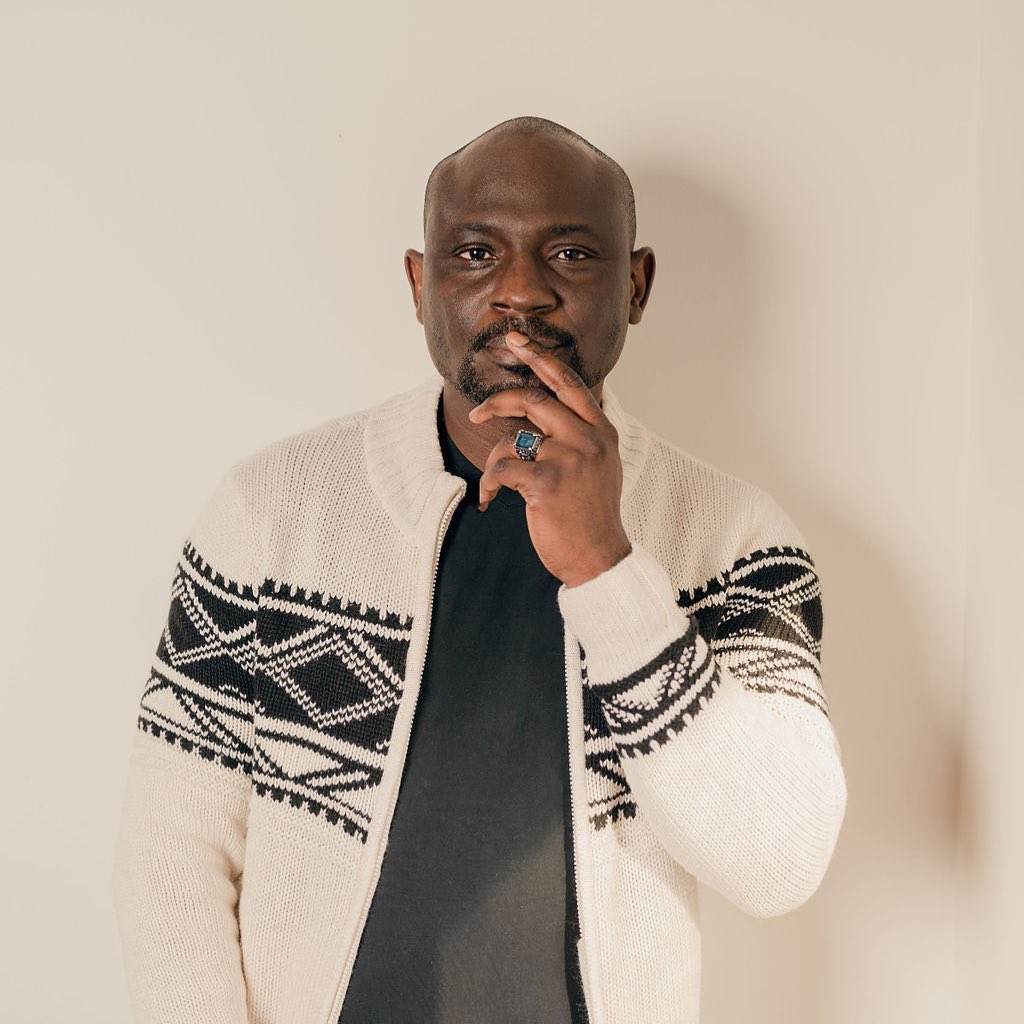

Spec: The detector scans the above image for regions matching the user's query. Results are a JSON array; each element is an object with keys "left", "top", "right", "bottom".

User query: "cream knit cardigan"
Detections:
[{"left": 112, "top": 375, "right": 847, "bottom": 1024}]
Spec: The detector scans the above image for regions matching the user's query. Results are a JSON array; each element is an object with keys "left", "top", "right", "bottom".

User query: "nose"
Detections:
[{"left": 489, "top": 251, "right": 558, "bottom": 315}]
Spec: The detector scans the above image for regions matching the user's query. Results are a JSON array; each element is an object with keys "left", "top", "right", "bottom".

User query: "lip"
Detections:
[
  {"left": 483, "top": 343, "right": 531, "bottom": 368},
  {"left": 483, "top": 338, "right": 566, "bottom": 368},
  {"left": 484, "top": 335, "right": 565, "bottom": 354}
]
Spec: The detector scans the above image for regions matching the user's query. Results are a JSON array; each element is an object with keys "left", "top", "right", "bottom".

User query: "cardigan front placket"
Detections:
[
  {"left": 323, "top": 471, "right": 466, "bottom": 1024},
  {"left": 322, "top": 469, "right": 608, "bottom": 1024},
  {"left": 343, "top": 376, "right": 648, "bottom": 1024}
]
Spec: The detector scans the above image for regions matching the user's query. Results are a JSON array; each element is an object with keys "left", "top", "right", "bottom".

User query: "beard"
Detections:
[{"left": 450, "top": 314, "right": 598, "bottom": 406}]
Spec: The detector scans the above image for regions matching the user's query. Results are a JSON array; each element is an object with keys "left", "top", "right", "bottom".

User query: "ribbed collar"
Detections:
[{"left": 364, "top": 375, "right": 650, "bottom": 543}]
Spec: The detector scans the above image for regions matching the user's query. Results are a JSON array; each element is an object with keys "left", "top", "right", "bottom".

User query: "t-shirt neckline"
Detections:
[{"left": 436, "top": 400, "right": 526, "bottom": 510}]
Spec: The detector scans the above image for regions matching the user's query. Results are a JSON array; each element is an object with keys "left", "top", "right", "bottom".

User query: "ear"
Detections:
[
  {"left": 627, "top": 247, "right": 656, "bottom": 325},
  {"left": 404, "top": 249, "right": 424, "bottom": 324}
]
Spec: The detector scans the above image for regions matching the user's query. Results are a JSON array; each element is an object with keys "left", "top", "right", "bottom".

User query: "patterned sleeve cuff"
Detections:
[{"left": 557, "top": 544, "right": 691, "bottom": 685}]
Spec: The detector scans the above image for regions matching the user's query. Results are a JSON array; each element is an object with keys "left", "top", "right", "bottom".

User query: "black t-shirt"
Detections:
[{"left": 339, "top": 402, "right": 585, "bottom": 1023}]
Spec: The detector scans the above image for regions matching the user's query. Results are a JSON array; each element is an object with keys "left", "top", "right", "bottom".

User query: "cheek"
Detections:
[
  {"left": 574, "top": 293, "right": 627, "bottom": 341},
  {"left": 571, "top": 275, "right": 629, "bottom": 318},
  {"left": 573, "top": 302, "right": 628, "bottom": 374},
  {"left": 422, "top": 282, "right": 482, "bottom": 340}
]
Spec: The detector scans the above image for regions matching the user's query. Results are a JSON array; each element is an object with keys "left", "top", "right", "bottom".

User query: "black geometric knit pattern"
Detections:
[
  {"left": 588, "top": 618, "right": 720, "bottom": 758},
  {"left": 252, "top": 579, "right": 413, "bottom": 841},
  {"left": 139, "top": 544, "right": 414, "bottom": 842},
  {"left": 711, "top": 546, "right": 826, "bottom": 714},
  {"left": 582, "top": 545, "right": 825, "bottom": 830},
  {"left": 581, "top": 689, "right": 638, "bottom": 830},
  {"left": 139, "top": 542, "right": 259, "bottom": 774}
]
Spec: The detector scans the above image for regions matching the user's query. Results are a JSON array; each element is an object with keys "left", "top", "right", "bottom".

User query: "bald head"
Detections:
[{"left": 422, "top": 116, "right": 637, "bottom": 251}]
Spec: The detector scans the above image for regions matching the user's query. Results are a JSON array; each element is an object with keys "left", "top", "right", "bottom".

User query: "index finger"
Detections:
[{"left": 504, "top": 331, "right": 605, "bottom": 426}]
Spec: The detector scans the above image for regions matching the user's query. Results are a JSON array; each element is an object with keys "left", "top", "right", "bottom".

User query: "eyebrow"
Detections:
[
  {"left": 547, "top": 224, "right": 597, "bottom": 235},
  {"left": 451, "top": 222, "right": 601, "bottom": 238}
]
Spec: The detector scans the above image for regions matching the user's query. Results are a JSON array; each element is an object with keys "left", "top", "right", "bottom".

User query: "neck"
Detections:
[{"left": 440, "top": 379, "right": 605, "bottom": 473}]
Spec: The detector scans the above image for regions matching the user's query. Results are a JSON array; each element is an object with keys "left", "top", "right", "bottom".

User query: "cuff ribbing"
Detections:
[{"left": 557, "top": 544, "right": 690, "bottom": 685}]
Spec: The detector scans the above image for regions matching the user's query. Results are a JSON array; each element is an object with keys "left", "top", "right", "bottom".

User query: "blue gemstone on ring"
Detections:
[{"left": 513, "top": 430, "right": 542, "bottom": 459}]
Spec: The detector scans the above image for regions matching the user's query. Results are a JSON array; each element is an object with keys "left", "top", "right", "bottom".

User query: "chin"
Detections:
[{"left": 454, "top": 363, "right": 539, "bottom": 406}]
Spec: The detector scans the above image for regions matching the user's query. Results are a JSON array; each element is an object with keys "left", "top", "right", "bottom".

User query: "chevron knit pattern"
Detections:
[
  {"left": 141, "top": 542, "right": 413, "bottom": 841},
  {"left": 140, "top": 540, "right": 258, "bottom": 774},
  {"left": 253, "top": 579, "right": 412, "bottom": 840},
  {"left": 581, "top": 545, "right": 825, "bottom": 829}
]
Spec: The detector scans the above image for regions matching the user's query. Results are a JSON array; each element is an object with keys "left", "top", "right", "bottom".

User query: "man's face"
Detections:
[{"left": 405, "top": 131, "right": 653, "bottom": 407}]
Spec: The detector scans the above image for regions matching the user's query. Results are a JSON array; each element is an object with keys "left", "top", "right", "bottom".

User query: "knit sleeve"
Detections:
[
  {"left": 557, "top": 489, "right": 846, "bottom": 918},
  {"left": 111, "top": 463, "right": 260, "bottom": 1023}
]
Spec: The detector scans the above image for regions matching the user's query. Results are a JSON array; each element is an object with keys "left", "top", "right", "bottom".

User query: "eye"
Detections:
[
  {"left": 554, "top": 248, "right": 590, "bottom": 262},
  {"left": 456, "top": 246, "right": 494, "bottom": 262}
]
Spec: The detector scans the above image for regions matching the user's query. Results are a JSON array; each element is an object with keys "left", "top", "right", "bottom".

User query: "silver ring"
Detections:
[{"left": 513, "top": 429, "right": 544, "bottom": 461}]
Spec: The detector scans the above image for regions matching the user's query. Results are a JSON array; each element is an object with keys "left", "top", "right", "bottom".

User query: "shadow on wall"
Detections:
[{"left": 612, "top": 164, "right": 966, "bottom": 1022}]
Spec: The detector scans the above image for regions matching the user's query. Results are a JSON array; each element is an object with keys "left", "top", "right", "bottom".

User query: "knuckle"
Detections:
[
  {"left": 525, "top": 388, "right": 550, "bottom": 404},
  {"left": 534, "top": 461, "right": 558, "bottom": 483}
]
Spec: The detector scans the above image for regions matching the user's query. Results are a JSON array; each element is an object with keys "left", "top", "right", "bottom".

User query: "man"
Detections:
[{"left": 112, "top": 116, "right": 846, "bottom": 1024}]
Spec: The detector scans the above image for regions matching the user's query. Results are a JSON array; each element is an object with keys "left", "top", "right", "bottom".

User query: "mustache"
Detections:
[{"left": 472, "top": 315, "right": 577, "bottom": 352}]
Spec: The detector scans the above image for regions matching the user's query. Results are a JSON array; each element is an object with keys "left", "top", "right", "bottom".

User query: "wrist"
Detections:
[{"left": 562, "top": 538, "right": 633, "bottom": 588}]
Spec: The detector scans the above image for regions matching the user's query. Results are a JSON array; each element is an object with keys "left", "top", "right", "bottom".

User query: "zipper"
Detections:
[
  {"left": 564, "top": 632, "right": 587, "bottom": 1022},
  {"left": 565, "top": 632, "right": 601, "bottom": 1023},
  {"left": 324, "top": 482, "right": 465, "bottom": 1024}
]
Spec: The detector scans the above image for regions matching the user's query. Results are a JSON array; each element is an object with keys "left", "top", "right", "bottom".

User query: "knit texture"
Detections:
[{"left": 112, "top": 375, "right": 846, "bottom": 1024}]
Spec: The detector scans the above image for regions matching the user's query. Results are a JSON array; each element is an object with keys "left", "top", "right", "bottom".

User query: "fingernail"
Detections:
[
  {"left": 506, "top": 332, "right": 527, "bottom": 347},
  {"left": 477, "top": 501, "right": 489, "bottom": 512}
]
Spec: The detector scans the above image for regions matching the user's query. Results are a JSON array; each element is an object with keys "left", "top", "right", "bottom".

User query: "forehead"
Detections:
[{"left": 428, "top": 132, "right": 626, "bottom": 242}]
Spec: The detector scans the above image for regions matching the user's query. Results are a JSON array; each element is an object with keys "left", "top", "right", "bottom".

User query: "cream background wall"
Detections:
[
  {"left": 0, "top": 1, "right": 1016, "bottom": 1021},
  {"left": 961, "top": 0, "right": 1024, "bottom": 1019}
]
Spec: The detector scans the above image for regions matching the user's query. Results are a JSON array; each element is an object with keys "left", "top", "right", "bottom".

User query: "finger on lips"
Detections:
[{"left": 468, "top": 331, "right": 603, "bottom": 427}]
